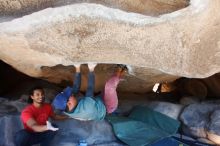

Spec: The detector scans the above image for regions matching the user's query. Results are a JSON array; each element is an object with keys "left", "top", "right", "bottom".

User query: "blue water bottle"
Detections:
[{"left": 78, "top": 139, "right": 87, "bottom": 146}]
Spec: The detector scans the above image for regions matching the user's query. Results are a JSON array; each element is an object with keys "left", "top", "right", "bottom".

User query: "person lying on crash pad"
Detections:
[{"left": 52, "top": 63, "right": 128, "bottom": 120}]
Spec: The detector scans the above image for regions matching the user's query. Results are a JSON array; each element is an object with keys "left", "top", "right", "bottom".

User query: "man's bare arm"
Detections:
[
  {"left": 26, "top": 118, "right": 47, "bottom": 132},
  {"left": 51, "top": 114, "right": 69, "bottom": 120}
]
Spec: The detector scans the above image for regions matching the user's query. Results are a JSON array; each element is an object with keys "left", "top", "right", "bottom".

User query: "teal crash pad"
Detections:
[{"left": 106, "top": 106, "right": 180, "bottom": 146}]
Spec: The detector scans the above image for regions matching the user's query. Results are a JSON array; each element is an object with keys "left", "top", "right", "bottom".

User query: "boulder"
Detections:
[
  {"left": 180, "top": 103, "right": 220, "bottom": 138},
  {"left": 0, "top": 115, "right": 23, "bottom": 146},
  {"left": 0, "top": 104, "right": 17, "bottom": 117},
  {"left": 0, "top": 98, "right": 18, "bottom": 117},
  {"left": 147, "top": 101, "right": 183, "bottom": 120},
  {"left": 0, "top": 115, "right": 123, "bottom": 146},
  {"left": 0, "top": 0, "right": 189, "bottom": 17},
  {"left": 0, "top": 0, "right": 220, "bottom": 94},
  {"left": 180, "top": 103, "right": 220, "bottom": 144},
  {"left": 207, "top": 132, "right": 220, "bottom": 145},
  {"left": 179, "top": 96, "right": 200, "bottom": 105},
  {"left": 208, "top": 109, "right": 220, "bottom": 135},
  {"left": 6, "top": 100, "right": 28, "bottom": 112},
  {"left": 196, "top": 138, "right": 216, "bottom": 145}
]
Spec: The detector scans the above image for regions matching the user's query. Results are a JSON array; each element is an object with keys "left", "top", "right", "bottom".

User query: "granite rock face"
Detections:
[
  {"left": 146, "top": 101, "right": 183, "bottom": 120},
  {"left": 0, "top": 0, "right": 189, "bottom": 17},
  {"left": 0, "top": 115, "right": 123, "bottom": 146},
  {"left": 180, "top": 103, "right": 220, "bottom": 144},
  {"left": 0, "top": 0, "right": 220, "bottom": 93}
]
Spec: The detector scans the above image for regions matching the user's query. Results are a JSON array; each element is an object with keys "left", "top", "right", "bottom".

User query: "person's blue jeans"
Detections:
[
  {"left": 15, "top": 129, "right": 57, "bottom": 146},
  {"left": 72, "top": 72, "right": 95, "bottom": 97},
  {"left": 72, "top": 72, "right": 81, "bottom": 95}
]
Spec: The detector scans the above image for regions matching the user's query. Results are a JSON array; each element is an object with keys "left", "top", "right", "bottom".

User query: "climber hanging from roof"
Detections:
[{"left": 52, "top": 63, "right": 128, "bottom": 120}]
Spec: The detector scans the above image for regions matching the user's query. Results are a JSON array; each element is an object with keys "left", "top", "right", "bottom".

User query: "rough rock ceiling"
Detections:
[
  {"left": 0, "top": 0, "right": 189, "bottom": 17},
  {"left": 0, "top": 0, "right": 220, "bottom": 93}
]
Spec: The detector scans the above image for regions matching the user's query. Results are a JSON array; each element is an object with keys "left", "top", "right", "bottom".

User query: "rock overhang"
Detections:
[
  {"left": 0, "top": 0, "right": 190, "bottom": 18},
  {"left": 0, "top": 0, "right": 220, "bottom": 93}
]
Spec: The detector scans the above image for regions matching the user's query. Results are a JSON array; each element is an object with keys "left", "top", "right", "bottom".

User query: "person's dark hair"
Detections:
[
  {"left": 116, "top": 64, "right": 128, "bottom": 71},
  {"left": 28, "top": 86, "right": 44, "bottom": 103}
]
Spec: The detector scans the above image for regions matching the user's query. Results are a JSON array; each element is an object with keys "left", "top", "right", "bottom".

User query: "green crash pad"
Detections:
[{"left": 106, "top": 106, "right": 180, "bottom": 146}]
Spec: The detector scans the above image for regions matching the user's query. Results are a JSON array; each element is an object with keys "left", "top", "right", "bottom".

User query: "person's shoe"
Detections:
[
  {"left": 74, "top": 63, "right": 81, "bottom": 72},
  {"left": 88, "top": 63, "right": 97, "bottom": 72},
  {"left": 74, "top": 63, "right": 81, "bottom": 68}
]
